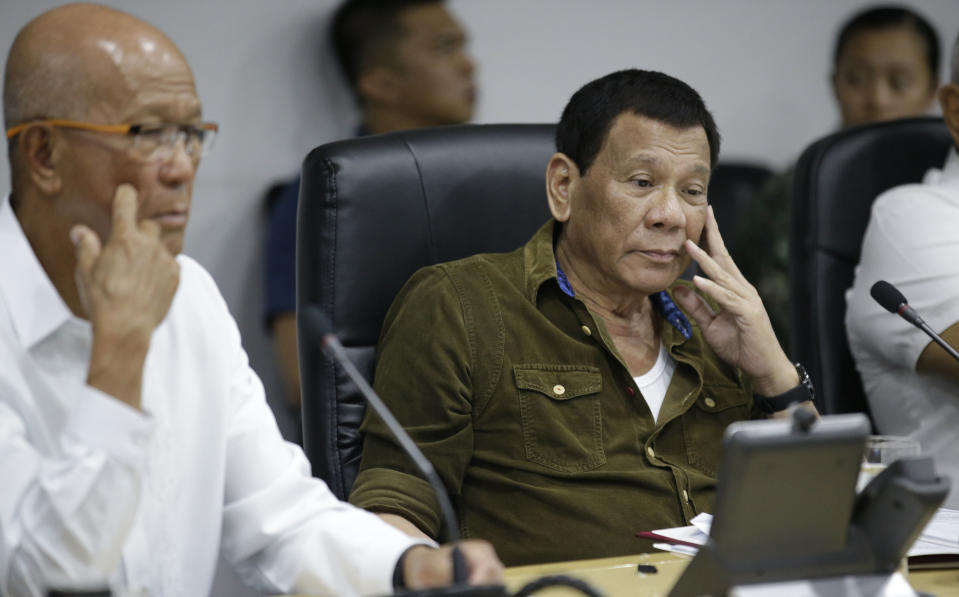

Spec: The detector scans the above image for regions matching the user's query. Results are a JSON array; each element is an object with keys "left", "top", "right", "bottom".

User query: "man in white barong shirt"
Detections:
[{"left": 0, "top": 4, "right": 501, "bottom": 596}]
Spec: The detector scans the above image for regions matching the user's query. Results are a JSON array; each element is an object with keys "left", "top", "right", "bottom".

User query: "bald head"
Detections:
[
  {"left": 4, "top": 1, "right": 203, "bottom": 274},
  {"left": 4, "top": 3, "right": 194, "bottom": 131}
]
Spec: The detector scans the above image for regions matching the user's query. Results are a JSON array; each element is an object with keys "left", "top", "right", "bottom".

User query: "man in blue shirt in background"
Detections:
[{"left": 264, "top": 0, "right": 477, "bottom": 422}]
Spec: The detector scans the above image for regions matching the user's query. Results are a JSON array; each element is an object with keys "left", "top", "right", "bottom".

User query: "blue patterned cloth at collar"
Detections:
[{"left": 555, "top": 261, "right": 693, "bottom": 340}]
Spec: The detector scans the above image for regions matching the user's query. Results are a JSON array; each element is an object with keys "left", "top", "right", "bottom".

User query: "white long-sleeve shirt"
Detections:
[
  {"left": 846, "top": 149, "right": 959, "bottom": 509},
  {"left": 0, "top": 196, "right": 423, "bottom": 597}
]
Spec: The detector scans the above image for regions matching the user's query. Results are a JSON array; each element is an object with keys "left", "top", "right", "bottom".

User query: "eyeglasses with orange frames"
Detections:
[{"left": 5, "top": 119, "right": 219, "bottom": 161}]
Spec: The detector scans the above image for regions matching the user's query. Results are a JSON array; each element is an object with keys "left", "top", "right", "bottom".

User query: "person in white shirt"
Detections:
[
  {"left": 846, "top": 32, "right": 959, "bottom": 509},
  {"left": 0, "top": 4, "right": 501, "bottom": 596}
]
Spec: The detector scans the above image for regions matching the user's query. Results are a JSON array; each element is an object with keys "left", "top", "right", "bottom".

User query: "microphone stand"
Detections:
[
  {"left": 303, "top": 306, "right": 507, "bottom": 597},
  {"left": 870, "top": 280, "right": 959, "bottom": 364}
]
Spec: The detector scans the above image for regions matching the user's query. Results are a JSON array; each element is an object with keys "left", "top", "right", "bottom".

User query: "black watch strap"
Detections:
[
  {"left": 393, "top": 547, "right": 410, "bottom": 590},
  {"left": 756, "top": 362, "right": 815, "bottom": 413}
]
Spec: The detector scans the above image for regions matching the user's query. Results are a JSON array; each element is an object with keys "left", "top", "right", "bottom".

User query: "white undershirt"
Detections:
[{"left": 632, "top": 343, "right": 676, "bottom": 422}]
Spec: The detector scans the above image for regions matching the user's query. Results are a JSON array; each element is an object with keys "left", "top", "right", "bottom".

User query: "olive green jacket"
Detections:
[{"left": 349, "top": 221, "right": 762, "bottom": 566}]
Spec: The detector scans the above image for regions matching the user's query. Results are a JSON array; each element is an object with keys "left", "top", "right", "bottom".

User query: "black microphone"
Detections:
[
  {"left": 869, "top": 280, "right": 959, "bottom": 364},
  {"left": 302, "top": 306, "right": 508, "bottom": 597}
]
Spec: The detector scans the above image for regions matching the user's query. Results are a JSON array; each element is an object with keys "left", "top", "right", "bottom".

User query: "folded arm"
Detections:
[{"left": 916, "top": 321, "right": 959, "bottom": 383}]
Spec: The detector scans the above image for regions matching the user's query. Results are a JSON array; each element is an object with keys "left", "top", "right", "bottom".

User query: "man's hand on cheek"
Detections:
[
  {"left": 674, "top": 205, "right": 797, "bottom": 397},
  {"left": 71, "top": 184, "right": 180, "bottom": 409}
]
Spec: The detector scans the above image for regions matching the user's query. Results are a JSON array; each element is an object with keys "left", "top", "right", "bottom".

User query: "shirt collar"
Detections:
[
  {"left": 548, "top": 231, "right": 693, "bottom": 341},
  {"left": 526, "top": 220, "right": 693, "bottom": 340},
  {"left": 0, "top": 195, "right": 75, "bottom": 347},
  {"left": 523, "top": 220, "right": 561, "bottom": 302},
  {"left": 650, "top": 290, "right": 694, "bottom": 341}
]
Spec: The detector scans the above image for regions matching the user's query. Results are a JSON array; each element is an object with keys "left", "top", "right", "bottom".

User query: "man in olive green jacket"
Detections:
[{"left": 350, "top": 69, "right": 817, "bottom": 566}]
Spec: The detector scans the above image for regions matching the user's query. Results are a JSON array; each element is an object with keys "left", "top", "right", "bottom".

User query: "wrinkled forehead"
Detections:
[{"left": 83, "top": 33, "right": 200, "bottom": 120}]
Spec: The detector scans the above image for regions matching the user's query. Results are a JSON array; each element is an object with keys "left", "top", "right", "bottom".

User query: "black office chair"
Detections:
[
  {"left": 709, "top": 160, "right": 775, "bottom": 256},
  {"left": 295, "top": 124, "right": 556, "bottom": 499},
  {"left": 790, "top": 117, "right": 952, "bottom": 416}
]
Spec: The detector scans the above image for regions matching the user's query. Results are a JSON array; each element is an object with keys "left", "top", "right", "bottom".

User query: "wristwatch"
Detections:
[
  {"left": 392, "top": 547, "right": 410, "bottom": 590},
  {"left": 756, "top": 362, "right": 816, "bottom": 413}
]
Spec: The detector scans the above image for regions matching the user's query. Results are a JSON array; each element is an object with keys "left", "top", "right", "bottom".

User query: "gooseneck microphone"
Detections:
[
  {"left": 869, "top": 280, "right": 959, "bottom": 364},
  {"left": 302, "top": 306, "right": 507, "bottom": 597}
]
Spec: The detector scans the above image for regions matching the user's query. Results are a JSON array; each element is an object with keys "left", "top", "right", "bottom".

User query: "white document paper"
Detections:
[
  {"left": 650, "top": 507, "right": 959, "bottom": 559},
  {"left": 648, "top": 512, "right": 712, "bottom": 555},
  {"left": 652, "top": 542, "right": 699, "bottom": 556},
  {"left": 907, "top": 507, "right": 959, "bottom": 557}
]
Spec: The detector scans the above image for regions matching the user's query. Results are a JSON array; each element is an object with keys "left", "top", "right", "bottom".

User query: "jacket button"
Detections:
[
  {"left": 704, "top": 397, "right": 716, "bottom": 408},
  {"left": 581, "top": 325, "right": 592, "bottom": 336},
  {"left": 646, "top": 446, "right": 655, "bottom": 460},
  {"left": 553, "top": 384, "right": 566, "bottom": 396},
  {"left": 683, "top": 489, "right": 690, "bottom": 503}
]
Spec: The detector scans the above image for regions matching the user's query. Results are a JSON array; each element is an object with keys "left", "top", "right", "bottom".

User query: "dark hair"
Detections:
[
  {"left": 331, "top": 0, "right": 442, "bottom": 95},
  {"left": 556, "top": 69, "right": 720, "bottom": 174},
  {"left": 834, "top": 5, "right": 940, "bottom": 81}
]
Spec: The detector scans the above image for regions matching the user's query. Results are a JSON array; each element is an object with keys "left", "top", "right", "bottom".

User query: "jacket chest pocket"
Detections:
[
  {"left": 682, "top": 385, "right": 749, "bottom": 477},
  {"left": 514, "top": 365, "right": 606, "bottom": 473}
]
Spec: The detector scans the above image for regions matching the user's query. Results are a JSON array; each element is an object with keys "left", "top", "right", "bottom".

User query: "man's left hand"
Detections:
[
  {"left": 403, "top": 541, "right": 504, "bottom": 589},
  {"left": 672, "top": 205, "right": 799, "bottom": 397}
]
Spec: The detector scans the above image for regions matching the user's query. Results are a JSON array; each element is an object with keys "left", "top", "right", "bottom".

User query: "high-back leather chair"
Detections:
[
  {"left": 709, "top": 161, "right": 774, "bottom": 255},
  {"left": 790, "top": 117, "right": 952, "bottom": 416},
  {"left": 295, "top": 124, "right": 556, "bottom": 499}
]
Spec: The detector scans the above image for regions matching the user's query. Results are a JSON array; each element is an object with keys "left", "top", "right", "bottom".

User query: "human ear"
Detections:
[
  {"left": 357, "top": 65, "right": 400, "bottom": 106},
  {"left": 18, "top": 125, "right": 62, "bottom": 195},
  {"left": 938, "top": 84, "right": 959, "bottom": 148},
  {"left": 545, "top": 153, "right": 577, "bottom": 223}
]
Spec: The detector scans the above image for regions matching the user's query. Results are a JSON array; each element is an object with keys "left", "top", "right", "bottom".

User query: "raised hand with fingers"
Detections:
[
  {"left": 72, "top": 184, "right": 181, "bottom": 409},
  {"left": 671, "top": 205, "right": 800, "bottom": 398}
]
